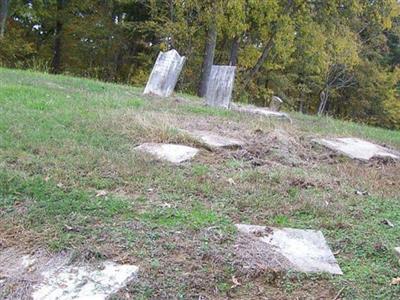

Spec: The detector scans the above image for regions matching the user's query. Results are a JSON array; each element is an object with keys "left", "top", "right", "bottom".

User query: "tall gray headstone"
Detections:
[
  {"left": 143, "top": 49, "right": 186, "bottom": 98},
  {"left": 205, "top": 65, "right": 236, "bottom": 109}
]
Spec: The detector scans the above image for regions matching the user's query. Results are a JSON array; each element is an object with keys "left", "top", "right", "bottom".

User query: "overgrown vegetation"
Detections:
[
  {"left": 0, "top": 68, "right": 399, "bottom": 299},
  {"left": 0, "top": 1, "right": 399, "bottom": 128}
]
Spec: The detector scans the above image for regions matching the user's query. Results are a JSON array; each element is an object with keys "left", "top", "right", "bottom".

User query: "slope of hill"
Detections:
[{"left": 0, "top": 68, "right": 399, "bottom": 299}]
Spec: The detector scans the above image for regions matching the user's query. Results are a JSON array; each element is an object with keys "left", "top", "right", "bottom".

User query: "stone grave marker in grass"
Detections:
[
  {"left": 144, "top": 49, "right": 186, "bottom": 98},
  {"left": 231, "top": 103, "right": 291, "bottom": 121},
  {"left": 0, "top": 248, "right": 139, "bottom": 300},
  {"left": 313, "top": 137, "right": 400, "bottom": 161},
  {"left": 235, "top": 224, "right": 343, "bottom": 275},
  {"left": 205, "top": 66, "right": 236, "bottom": 109},
  {"left": 135, "top": 143, "right": 199, "bottom": 164},
  {"left": 184, "top": 130, "right": 244, "bottom": 149}
]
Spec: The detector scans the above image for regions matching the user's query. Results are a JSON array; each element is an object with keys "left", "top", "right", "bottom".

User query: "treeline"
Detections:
[{"left": 0, "top": 0, "right": 399, "bottom": 129}]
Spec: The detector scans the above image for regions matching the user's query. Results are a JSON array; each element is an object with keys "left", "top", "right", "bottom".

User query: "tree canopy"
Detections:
[{"left": 1, "top": 0, "right": 399, "bottom": 128}]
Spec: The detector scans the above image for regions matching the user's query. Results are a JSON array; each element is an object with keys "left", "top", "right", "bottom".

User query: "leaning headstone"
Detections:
[
  {"left": 135, "top": 143, "right": 199, "bottom": 164},
  {"left": 205, "top": 66, "right": 236, "bottom": 109},
  {"left": 143, "top": 49, "right": 186, "bottom": 97},
  {"left": 313, "top": 137, "right": 400, "bottom": 161},
  {"left": 185, "top": 130, "right": 244, "bottom": 149},
  {"left": 235, "top": 224, "right": 343, "bottom": 275},
  {"left": 270, "top": 96, "right": 283, "bottom": 111}
]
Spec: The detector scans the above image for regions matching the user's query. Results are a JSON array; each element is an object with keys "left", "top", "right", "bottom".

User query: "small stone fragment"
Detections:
[{"left": 381, "top": 219, "right": 394, "bottom": 228}]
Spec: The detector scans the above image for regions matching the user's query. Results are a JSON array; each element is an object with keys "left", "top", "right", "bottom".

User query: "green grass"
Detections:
[{"left": 0, "top": 67, "right": 400, "bottom": 299}]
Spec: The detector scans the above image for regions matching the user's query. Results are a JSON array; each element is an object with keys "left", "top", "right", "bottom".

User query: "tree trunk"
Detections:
[
  {"left": 229, "top": 37, "right": 240, "bottom": 66},
  {"left": 0, "top": 0, "right": 9, "bottom": 38},
  {"left": 51, "top": 0, "right": 65, "bottom": 74},
  {"left": 168, "top": 0, "right": 174, "bottom": 49},
  {"left": 241, "top": 33, "right": 276, "bottom": 89},
  {"left": 241, "top": 0, "right": 296, "bottom": 89},
  {"left": 198, "top": 21, "right": 217, "bottom": 97}
]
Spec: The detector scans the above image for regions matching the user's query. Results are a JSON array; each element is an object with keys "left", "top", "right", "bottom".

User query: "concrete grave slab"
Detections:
[
  {"left": 32, "top": 261, "right": 138, "bottom": 300},
  {"left": 144, "top": 49, "right": 186, "bottom": 97},
  {"left": 236, "top": 224, "right": 343, "bottom": 275},
  {"left": 205, "top": 66, "right": 236, "bottom": 109},
  {"left": 0, "top": 248, "right": 139, "bottom": 300},
  {"left": 231, "top": 103, "right": 291, "bottom": 120},
  {"left": 313, "top": 137, "right": 400, "bottom": 161},
  {"left": 135, "top": 143, "right": 199, "bottom": 164},
  {"left": 185, "top": 130, "right": 244, "bottom": 149}
]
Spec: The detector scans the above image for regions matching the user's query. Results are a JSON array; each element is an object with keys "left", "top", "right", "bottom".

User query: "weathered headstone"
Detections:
[
  {"left": 235, "top": 224, "right": 343, "bottom": 275},
  {"left": 313, "top": 137, "right": 400, "bottom": 161},
  {"left": 205, "top": 66, "right": 236, "bottom": 109},
  {"left": 270, "top": 96, "right": 283, "bottom": 111},
  {"left": 143, "top": 49, "right": 186, "bottom": 97},
  {"left": 185, "top": 130, "right": 244, "bottom": 149},
  {"left": 135, "top": 143, "right": 199, "bottom": 164}
]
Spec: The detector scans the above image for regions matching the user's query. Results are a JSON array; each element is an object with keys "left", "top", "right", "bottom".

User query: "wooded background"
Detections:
[{"left": 0, "top": 0, "right": 399, "bottom": 129}]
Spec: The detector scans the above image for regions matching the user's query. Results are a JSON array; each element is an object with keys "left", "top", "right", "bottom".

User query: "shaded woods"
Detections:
[{"left": 0, "top": 0, "right": 399, "bottom": 128}]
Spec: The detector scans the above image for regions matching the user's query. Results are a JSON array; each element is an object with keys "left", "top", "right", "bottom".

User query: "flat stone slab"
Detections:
[
  {"left": 231, "top": 103, "right": 290, "bottom": 120},
  {"left": 135, "top": 143, "right": 199, "bottom": 163},
  {"left": 33, "top": 261, "right": 138, "bottom": 300},
  {"left": 313, "top": 137, "right": 400, "bottom": 161},
  {"left": 185, "top": 130, "right": 244, "bottom": 149},
  {"left": 236, "top": 224, "right": 343, "bottom": 275},
  {"left": 0, "top": 248, "right": 139, "bottom": 300}
]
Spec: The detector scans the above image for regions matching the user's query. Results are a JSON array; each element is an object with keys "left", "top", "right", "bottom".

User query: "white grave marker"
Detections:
[
  {"left": 205, "top": 66, "right": 236, "bottom": 109},
  {"left": 185, "top": 130, "right": 244, "bottom": 149},
  {"left": 33, "top": 262, "right": 139, "bottom": 300},
  {"left": 144, "top": 49, "right": 186, "bottom": 97},
  {"left": 313, "top": 137, "right": 400, "bottom": 161},
  {"left": 135, "top": 143, "right": 199, "bottom": 164},
  {"left": 231, "top": 103, "right": 290, "bottom": 120},
  {"left": 236, "top": 224, "right": 343, "bottom": 275}
]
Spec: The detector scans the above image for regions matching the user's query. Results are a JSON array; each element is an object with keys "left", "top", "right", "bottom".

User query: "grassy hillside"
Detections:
[{"left": 1, "top": 67, "right": 399, "bottom": 299}]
